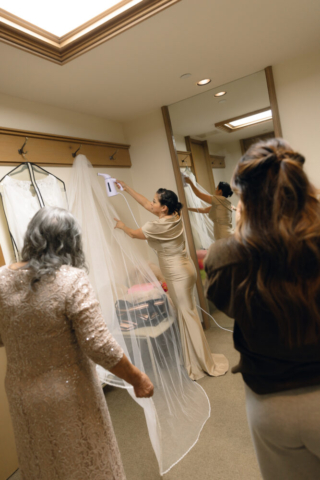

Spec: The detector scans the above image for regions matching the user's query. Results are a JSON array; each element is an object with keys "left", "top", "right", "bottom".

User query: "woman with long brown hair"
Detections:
[{"left": 204, "top": 139, "right": 320, "bottom": 480}]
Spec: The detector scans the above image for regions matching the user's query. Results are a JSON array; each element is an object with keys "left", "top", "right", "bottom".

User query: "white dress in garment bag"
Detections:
[{"left": 0, "top": 174, "right": 68, "bottom": 257}]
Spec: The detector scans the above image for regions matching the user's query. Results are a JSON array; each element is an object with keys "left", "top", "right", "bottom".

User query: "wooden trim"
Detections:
[
  {"left": 215, "top": 107, "right": 272, "bottom": 133},
  {"left": 177, "top": 150, "right": 193, "bottom": 167},
  {"left": 265, "top": 66, "right": 283, "bottom": 137},
  {"left": 209, "top": 155, "right": 225, "bottom": 169},
  {"left": 185, "top": 137, "right": 216, "bottom": 194},
  {"left": 161, "top": 107, "right": 210, "bottom": 329},
  {"left": 184, "top": 137, "right": 202, "bottom": 185},
  {"left": 0, "top": 245, "right": 5, "bottom": 266},
  {"left": 240, "top": 131, "right": 275, "bottom": 155},
  {"left": 0, "top": 127, "right": 131, "bottom": 167},
  {"left": 0, "top": 0, "right": 181, "bottom": 65},
  {"left": 201, "top": 141, "right": 216, "bottom": 193}
]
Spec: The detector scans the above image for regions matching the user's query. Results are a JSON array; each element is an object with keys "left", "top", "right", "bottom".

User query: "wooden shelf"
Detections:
[{"left": 0, "top": 127, "right": 131, "bottom": 168}]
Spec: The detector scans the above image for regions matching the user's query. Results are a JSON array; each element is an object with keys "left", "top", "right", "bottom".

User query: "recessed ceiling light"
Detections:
[
  {"left": 214, "top": 91, "right": 226, "bottom": 97},
  {"left": 218, "top": 99, "right": 227, "bottom": 104},
  {"left": 197, "top": 79, "right": 211, "bottom": 86},
  {"left": 180, "top": 73, "right": 192, "bottom": 79}
]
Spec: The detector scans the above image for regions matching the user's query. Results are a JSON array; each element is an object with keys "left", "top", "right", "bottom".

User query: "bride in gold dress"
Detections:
[{"left": 114, "top": 182, "right": 228, "bottom": 381}]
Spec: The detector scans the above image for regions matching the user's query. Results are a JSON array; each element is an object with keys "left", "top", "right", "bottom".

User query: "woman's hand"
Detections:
[
  {"left": 114, "top": 218, "right": 125, "bottom": 230},
  {"left": 133, "top": 372, "right": 154, "bottom": 398},
  {"left": 115, "top": 180, "right": 127, "bottom": 191},
  {"left": 184, "top": 176, "right": 191, "bottom": 185},
  {"left": 235, "top": 201, "right": 242, "bottom": 224}
]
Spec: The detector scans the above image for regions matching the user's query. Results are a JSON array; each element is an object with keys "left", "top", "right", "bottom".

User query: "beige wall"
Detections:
[
  {"left": 123, "top": 110, "right": 177, "bottom": 262},
  {"left": 174, "top": 134, "right": 187, "bottom": 151},
  {"left": 0, "top": 93, "right": 126, "bottom": 143},
  {"left": 273, "top": 49, "right": 320, "bottom": 185}
]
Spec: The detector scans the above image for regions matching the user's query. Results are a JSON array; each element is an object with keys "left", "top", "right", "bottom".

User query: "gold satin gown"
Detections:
[
  {"left": 0, "top": 265, "right": 126, "bottom": 480},
  {"left": 142, "top": 215, "right": 228, "bottom": 381},
  {"left": 209, "top": 195, "right": 234, "bottom": 240}
]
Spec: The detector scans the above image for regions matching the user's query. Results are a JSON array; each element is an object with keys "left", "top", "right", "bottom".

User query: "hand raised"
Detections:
[
  {"left": 115, "top": 180, "right": 126, "bottom": 191},
  {"left": 114, "top": 218, "right": 125, "bottom": 230}
]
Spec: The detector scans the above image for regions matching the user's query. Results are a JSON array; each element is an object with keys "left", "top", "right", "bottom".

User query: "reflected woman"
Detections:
[
  {"left": 184, "top": 177, "right": 236, "bottom": 240},
  {"left": 114, "top": 181, "right": 228, "bottom": 381}
]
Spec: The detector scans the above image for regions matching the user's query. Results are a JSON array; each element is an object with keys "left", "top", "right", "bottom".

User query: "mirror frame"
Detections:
[{"left": 162, "top": 66, "right": 282, "bottom": 329}]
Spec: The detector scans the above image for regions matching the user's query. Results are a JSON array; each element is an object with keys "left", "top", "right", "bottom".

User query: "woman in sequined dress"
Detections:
[{"left": 0, "top": 207, "right": 153, "bottom": 480}]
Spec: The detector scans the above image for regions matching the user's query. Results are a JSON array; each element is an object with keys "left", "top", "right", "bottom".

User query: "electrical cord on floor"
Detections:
[{"left": 196, "top": 305, "right": 233, "bottom": 333}]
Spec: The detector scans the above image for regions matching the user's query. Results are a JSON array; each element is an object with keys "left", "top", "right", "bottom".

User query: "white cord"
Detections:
[
  {"left": 118, "top": 191, "right": 233, "bottom": 333},
  {"left": 196, "top": 305, "right": 233, "bottom": 333},
  {"left": 118, "top": 192, "right": 141, "bottom": 228}
]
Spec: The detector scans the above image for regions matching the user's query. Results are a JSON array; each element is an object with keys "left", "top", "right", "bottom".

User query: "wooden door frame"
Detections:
[
  {"left": 162, "top": 66, "right": 282, "bottom": 328},
  {"left": 185, "top": 137, "right": 216, "bottom": 195},
  {"left": 161, "top": 107, "right": 210, "bottom": 329}
]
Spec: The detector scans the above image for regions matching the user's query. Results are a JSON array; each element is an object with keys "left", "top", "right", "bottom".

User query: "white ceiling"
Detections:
[{"left": 0, "top": 0, "right": 319, "bottom": 122}]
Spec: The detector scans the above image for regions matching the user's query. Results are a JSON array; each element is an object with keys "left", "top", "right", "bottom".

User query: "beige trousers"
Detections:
[{"left": 245, "top": 383, "right": 320, "bottom": 480}]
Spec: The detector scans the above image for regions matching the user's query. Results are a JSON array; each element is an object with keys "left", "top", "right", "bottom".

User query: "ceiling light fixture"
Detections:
[
  {"left": 180, "top": 73, "right": 192, "bottom": 79},
  {"left": 197, "top": 79, "right": 211, "bottom": 86},
  {"left": 214, "top": 91, "right": 226, "bottom": 97},
  {"left": 215, "top": 107, "right": 273, "bottom": 133}
]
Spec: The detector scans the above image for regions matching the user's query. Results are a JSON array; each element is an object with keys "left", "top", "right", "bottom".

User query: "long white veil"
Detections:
[
  {"left": 68, "top": 155, "right": 210, "bottom": 475},
  {"left": 181, "top": 168, "right": 215, "bottom": 249}
]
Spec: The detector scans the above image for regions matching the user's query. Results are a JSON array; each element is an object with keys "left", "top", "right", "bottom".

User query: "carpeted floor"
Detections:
[{"left": 8, "top": 311, "right": 262, "bottom": 480}]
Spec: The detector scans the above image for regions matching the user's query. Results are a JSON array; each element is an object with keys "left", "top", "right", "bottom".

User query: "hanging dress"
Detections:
[
  {"left": 141, "top": 214, "right": 229, "bottom": 381},
  {"left": 182, "top": 169, "right": 215, "bottom": 249},
  {"left": 209, "top": 196, "right": 233, "bottom": 240},
  {"left": 0, "top": 172, "right": 68, "bottom": 258}
]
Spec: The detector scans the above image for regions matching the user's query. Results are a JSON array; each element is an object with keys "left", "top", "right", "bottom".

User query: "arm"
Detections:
[
  {"left": 116, "top": 180, "right": 155, "bottom": 214},
  {"left": 184, "top": 176, "right": 213, "bottom": 204},
  {"left": 67, "top": 271, "right": 153, "bottom": 398},
  {"left": 188, "top": 207, "right": 211, "bottom": 214},
  {"left": 114, "top": 218, "right": 146, "bottom": 240}
]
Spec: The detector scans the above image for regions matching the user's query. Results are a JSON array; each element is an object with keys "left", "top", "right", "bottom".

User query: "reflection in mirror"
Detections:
[{"left": 168, "top": 70, "right": 274, "bottom": 307}]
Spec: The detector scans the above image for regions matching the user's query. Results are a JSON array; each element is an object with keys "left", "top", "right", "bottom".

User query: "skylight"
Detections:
[
  {"left": 1, "top": 0, "right": 143, "bottom": 36},
  {"left": 215, "top": 107, "right": 273, "bottom": 133},
  {"left": 227, "top": 109, "right": 272, "bottom": 129},
  {"left": 0, "top": 0, "right": 180, "bottom": 64}
]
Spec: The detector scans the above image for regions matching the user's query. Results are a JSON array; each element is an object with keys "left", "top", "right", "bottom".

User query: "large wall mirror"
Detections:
[{"left": 162, "top": 67, "right": 282, "bottom": 327}]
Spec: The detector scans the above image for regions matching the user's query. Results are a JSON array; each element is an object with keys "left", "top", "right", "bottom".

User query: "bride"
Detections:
[{"left": 114, "top": 180, "right": 228, "bottom": 381}]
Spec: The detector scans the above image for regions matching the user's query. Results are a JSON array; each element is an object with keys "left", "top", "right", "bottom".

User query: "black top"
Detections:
[{"left": 204, "top": 237, "right": 320, "bottom": 395}]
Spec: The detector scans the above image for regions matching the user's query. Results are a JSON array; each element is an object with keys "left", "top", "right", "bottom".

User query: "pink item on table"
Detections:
[{"left": 128, "top": 283, "right": 157, "bottom": 294}]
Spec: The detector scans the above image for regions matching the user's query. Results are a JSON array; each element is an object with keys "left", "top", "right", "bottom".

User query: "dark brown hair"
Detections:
[
  {"left": 157, "top": 188, "right": 183, "bottom": 215},
  {"left": 232, "top": 138, "right": 320, "bottom": 347}
]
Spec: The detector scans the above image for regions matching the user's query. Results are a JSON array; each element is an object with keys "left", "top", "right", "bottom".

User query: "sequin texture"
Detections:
[{"left": 0, "top": 265, "right": 125, "bottom": 480}]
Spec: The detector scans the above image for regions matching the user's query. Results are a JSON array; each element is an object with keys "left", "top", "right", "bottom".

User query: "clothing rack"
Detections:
[{"left": 0, "top": 127, "right": 132, "bottom": 167}]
